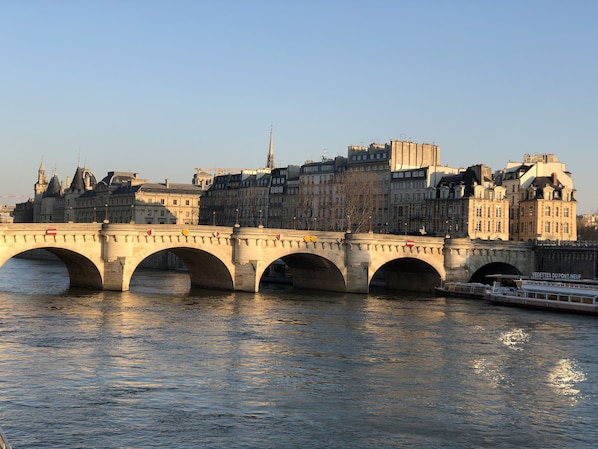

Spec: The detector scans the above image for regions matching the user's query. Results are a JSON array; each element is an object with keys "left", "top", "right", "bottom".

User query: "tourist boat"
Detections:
[
  {"left": 434, "top": 281, "right": 490, "bottom": 298},
  {"left": 0, "top": 426, "right": 12, "bottom": 449},
  {"left": 485, "top": 273, "right": 598, "bottom": 315}
]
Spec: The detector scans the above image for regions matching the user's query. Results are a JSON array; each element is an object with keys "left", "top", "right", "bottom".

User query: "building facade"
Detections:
[
  {"left": 494, "top": 154, "right": 577, "bottom": 241},
  {"left": 16, "top": 165, "right": 207, "bottom": 225}
]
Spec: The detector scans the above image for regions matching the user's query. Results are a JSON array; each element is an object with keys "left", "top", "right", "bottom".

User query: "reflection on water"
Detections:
[
  {"left": 548, "top": 358, "right": 586, "bottom": 400},
  {"left": 1, "top": 258, "right": 598, "bottom": 448},
  {"left": 499, "top": 328, "right": 530, "bottom": 350}
]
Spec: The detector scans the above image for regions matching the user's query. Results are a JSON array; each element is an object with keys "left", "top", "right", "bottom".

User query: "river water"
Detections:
[{"left": 1, "top": 257, "right": 597, "bottom": 448}]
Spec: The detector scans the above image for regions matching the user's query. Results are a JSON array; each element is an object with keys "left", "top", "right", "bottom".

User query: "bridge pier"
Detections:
[
  {"left": 100, "top": 223, "right": 137, "bottom": 291},
  {"left": 231, "top": 226, "right": 266, "bottom": 292},
  {"left": 443, "top": 237, "right": 473, "bottom": 282},
  {"left": 344, "top": 232, "right": 373, "bottom": 293}
]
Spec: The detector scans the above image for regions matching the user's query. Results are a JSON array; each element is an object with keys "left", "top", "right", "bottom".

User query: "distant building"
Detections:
[
  {"left": 16, "top": 165, "right": 209, "bottom": 225},
  {"left": 12, "top": 141, "right": 579, "bottom": 243},
  {"left": 0, "top": 205, "right": 14, "bottom": 223},
  {"left": 390, "top": 165, "right": 458, "bottom": 235},
  {"left": 426, "top": 164, "right": 508, "bottom": 239},
  {"left": 494, "top": 154, "right": 577, "bottom": 241}
]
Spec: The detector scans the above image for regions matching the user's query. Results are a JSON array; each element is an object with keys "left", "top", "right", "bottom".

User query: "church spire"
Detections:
[{"left": 266, "top": 125, "right": 274, "bottom": 169}]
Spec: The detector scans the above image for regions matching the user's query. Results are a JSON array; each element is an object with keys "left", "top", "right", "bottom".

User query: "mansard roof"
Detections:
[
  {"left": 111, "top": 182, "right": 203, "bottom": 196},
  {"left": 100, "top": 171, "right": 142, "bottom": 186}
]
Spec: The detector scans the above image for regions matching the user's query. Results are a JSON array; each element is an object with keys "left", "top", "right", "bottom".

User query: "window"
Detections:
[
  {"left": 160, "top": 199, "right": 165, "bottom": 205},
  {"left": 173, "top": 199, "right": 178, "bottom": 205},
  {"left": 545, "top": 222, "right": 551, "bottom": 232},
  {"left": 545, "top": 206, "right": 550, "bottom": 216},
  {"left": 496, "top": 206, "right": 502, "bottom": 218}
]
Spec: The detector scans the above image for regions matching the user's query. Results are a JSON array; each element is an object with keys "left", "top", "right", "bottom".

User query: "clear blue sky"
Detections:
[{"left": 1, "top": 0, "right": 597, "bottom": 213}]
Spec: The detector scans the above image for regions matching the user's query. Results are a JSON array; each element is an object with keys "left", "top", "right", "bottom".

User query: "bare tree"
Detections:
[{"left": 338, "top": 170, "right": 379, "bottom": 233}]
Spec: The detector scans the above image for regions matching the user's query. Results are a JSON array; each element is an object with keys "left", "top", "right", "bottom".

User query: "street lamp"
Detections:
[
  {"left": 346, "top": 214, "right": 351, "bottom": 233},
  {"left": 259, "top": 209, "right": 263, "bottom": 228},
  {"left": 104, "top": 203, "right": 109, "bottom": 223},
  {"left": 404, "top": 221, "right": 407, "bottom": 235},
  {"left": 293, "top": 216, "right": 296, "bottom": 230},
  {"left": 130, "top": 203, "right": 135, "bottom": 223},
  {"left": 235, "top": 208, "right": 240, "bottom": 227},
  {"left": 369, "top": 215, "right": 372, "bottom": 232},
  {"left": 212, "top": 210, "right": 216, "bottom": 226},
  {"left": 93, "top": 207, "right": 96, "bottom": 223}
]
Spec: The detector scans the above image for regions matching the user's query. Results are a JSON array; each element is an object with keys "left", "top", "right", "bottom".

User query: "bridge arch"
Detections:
[
  {"left": 259, "top": 253, "right": 346, "bottom": 292},
  {"left": 0, "top": 248, "right": 103, "bottom": 290},
  {"left": 469, "top": 262, "right": 523, "bottom": 283},
  {"left": 370, "top": 256, "right": 443, "bottom": 292},
  {"left": 127, "top": 247, "right": 235, "bottom": 291}
]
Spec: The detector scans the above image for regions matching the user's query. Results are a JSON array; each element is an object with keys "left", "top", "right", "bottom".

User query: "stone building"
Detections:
[
  {"left": 390, "top": 165, "right": 459, "bottom": 235},
  {"left": 426, "top": 165, "right": 509, "bottom": 239},
  {"left": 494, "top": 154, "right": 577, "bottom": 241},
  {"left": 16, "top": 164, "right": 207, "bottom": 225},
  {"left": 346, "top": 140, "right": 443, "bottom": 233},
  {"left": 200, "top": 169, "right": 272, "bottom": 227},
  {"left": 297, "top": 157, "right": 347, "bottom": 231},
  {"left": 268, "top": 165, "right": 300, "bottom": 229}
]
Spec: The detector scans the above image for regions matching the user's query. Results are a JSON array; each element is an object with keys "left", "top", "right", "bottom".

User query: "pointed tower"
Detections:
[
  {"left": 266, "top": 125, "right": 274, "bottom": 169},
  {"left": 34, "top": 161, "right": 49, "bottom": 200}
]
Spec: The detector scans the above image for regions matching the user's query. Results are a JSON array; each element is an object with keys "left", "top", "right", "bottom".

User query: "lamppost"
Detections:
[
  {"left": 346, "top": 214, "right": 351, "bottom": 233},
  {"left": 93, "top": 207, "right": 97, "bottom": 223},
  {"left": 212, "top": 210, "right": 216, "bottom": 226},
  {"left": 68, "top": 206, "right": 73, "bottom": 223},
  {"left": 369, "top": 215, "right": 372, "bottom": 232},
  {"left": 130, "top": 203, "right": 135, "bottom": 223},
  {"left": 404, "top": 221, "right": 407, "bottom": 235},
  {"left": 235, "top": 208, "right": 240, "bottom": 227},
  {"left": 293, "top": 216, "right": 296, "bottom": 230},
  {"left": 104, "top": 203, "right": 109, "bottom": 223},
  {"left": 259, "top": 209, "right": 263, "bottom": 228}
]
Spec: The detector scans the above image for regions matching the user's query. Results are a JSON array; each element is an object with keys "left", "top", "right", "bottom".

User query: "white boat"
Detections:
[
  {"left": 485, "top": 274, "right": 598, "bottom": 315},
  {"left": 434, "top": 281, "right": 490, "bottom": 298}
]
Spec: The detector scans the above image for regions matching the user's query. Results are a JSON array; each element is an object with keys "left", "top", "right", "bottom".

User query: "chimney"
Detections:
[
  {"left": 165, "top": 179, "right": 170, "bottom": 188},
  {"left": 552, "top": 172, "right": 557, "bottom": 185}
]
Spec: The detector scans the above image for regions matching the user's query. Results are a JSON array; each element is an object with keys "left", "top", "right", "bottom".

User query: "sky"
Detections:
[{"left": 1, "top": 0, "right": 597, "bottom": 213}]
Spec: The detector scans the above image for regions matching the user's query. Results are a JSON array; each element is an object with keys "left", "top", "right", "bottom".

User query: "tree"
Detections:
[{"left": 338, "top": 170, "right": 378, "bottom": 233}]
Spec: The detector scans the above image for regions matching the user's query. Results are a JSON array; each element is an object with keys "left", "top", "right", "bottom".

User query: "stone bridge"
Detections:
[{"left": 0, "top": 223, "right": 536, "bottom": 293}]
